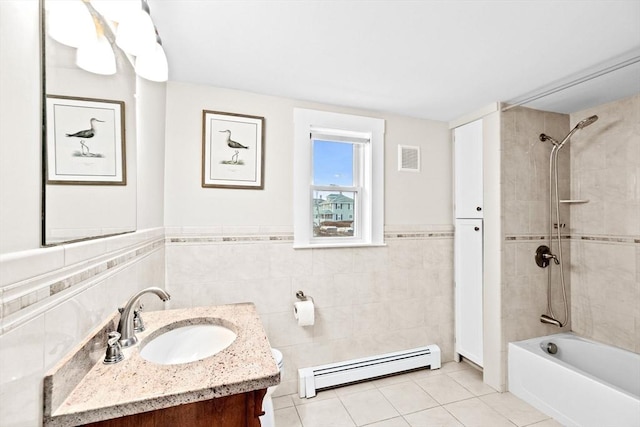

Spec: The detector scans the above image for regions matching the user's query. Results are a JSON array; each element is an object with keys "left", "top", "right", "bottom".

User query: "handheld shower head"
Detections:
[
  {"left": 575, "top": 115, "right": 598, "bottom": 129},
  {"left": 557, "top": 115, "right": 599, "bottom": 149}
]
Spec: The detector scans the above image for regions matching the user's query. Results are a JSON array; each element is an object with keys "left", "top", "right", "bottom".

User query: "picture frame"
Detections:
[
  {"left": 46, "top": 95, "right": 126, "bottom": 185},
  {"left": 202, "top": 110, "right": 265, "bottom": 189}
]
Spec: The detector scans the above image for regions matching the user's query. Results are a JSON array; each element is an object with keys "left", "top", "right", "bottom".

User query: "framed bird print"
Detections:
[
  {"left": 45, "top": 95, "right": 126, "bottom": 185},
  {"left": 202, "top": 110, "right": 265, "bottom": 189}
]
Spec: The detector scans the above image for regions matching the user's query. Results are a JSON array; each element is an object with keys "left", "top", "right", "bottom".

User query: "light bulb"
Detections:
[
  {"left": 135, "top": 42, "right": 169, "bottom": 82},
  {"left": 76, "top": 20, "right": 116, "bottom": 75},
  {"left": 91, "top": 0, "right": 138, "bottom": 24},
  {"left": 47, "top": 0, "right": 96, "bottom": 48},
  {"left": 115, "top": 9, "right": 157, "bottom": 56}
]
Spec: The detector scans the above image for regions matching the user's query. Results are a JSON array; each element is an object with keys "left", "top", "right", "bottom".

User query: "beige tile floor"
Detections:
[{"left": 273, "top": 362, "right": 564, "bottom": 427}]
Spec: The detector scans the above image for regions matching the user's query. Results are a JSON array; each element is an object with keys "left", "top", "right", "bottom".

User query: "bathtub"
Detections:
[{"left": 508, "top": 333, "right": 640, "bottom": 427}]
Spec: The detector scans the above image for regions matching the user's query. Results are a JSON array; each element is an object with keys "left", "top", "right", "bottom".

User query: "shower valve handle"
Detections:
[
  {"left": 535, "top": 245, "right": 560, "bottom": 268},
  {"left": 543, "top": 253, "right": 560, "bottom": 265}
]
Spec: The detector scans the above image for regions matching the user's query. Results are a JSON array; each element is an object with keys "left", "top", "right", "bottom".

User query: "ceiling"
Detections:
[{"left": 149, "top": 1, "right": 640, "bottom": 122}]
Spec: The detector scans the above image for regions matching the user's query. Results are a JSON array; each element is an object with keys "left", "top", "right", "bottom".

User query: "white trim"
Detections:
[
  {"left": 293, "top": 108, "right": 384, "bottom": 249},
  {"left": 448, "top": 102, "right": 499, "bottom": 129}
]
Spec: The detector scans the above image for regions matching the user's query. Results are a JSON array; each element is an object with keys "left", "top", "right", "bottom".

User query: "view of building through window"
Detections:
[
  {"left": 312, "top": 139, "right": 358, "bottom": 238},
  {"left": 312, "top": 191, "right": 355, "bottom": 236}
]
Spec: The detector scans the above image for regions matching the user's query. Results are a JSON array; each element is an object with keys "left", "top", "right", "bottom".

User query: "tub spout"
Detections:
[
  {"left": 540, "top": 314, "right": 563, "bottom": 327},
  {"left": 117, "top": 287, "right": 170, "bottom": 348}
]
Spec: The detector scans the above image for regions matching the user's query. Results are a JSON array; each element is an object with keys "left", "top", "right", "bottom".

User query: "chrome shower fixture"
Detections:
[
  {"left": 539, "top": 133, "right": 559, "bottom": 145},
  {"left": 537, "top": 114, "right": 599, "bottom": 329},
  {"left": 539, "top": 115, "right": 598, "bottom": 149},
  {"left": 557, "top": 115, "right": 599, "bottom": 149},
  {"left": 540, "top": 314, "right": 563, "bottom": 328},
  {"left": 576, "top": 115, "right": 599, "bottom": 129}
]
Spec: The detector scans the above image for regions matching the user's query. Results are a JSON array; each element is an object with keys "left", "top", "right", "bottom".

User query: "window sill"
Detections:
[{"left": 293, "top": 242, "right": 387, "bottom": 250}]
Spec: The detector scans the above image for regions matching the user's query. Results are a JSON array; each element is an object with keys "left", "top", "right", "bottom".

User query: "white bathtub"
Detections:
[{"left": 508, "top": 333, "right": 640, "bottom": 427}]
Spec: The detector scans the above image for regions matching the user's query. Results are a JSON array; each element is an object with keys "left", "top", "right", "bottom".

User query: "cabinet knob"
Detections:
[
  {"left": 476, "top": 207, "right": 482, "bottom": 211},
  {"left": 474, "top": 227, "right": 480, "bottom": 231}
]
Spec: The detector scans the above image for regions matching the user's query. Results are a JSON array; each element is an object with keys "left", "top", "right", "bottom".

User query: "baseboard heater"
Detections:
[{"left": 298, "top": 345, "right": 441, "bottom": 398}]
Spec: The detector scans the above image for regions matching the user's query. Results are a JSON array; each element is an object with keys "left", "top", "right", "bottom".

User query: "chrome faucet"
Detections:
[{"left": 117, "top": 287, "right": 170, "bottom": 348}]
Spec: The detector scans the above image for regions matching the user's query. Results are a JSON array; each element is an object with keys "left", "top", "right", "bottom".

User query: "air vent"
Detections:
[{"left": 398, "top": 145, "right": 420, "bottom": 172}]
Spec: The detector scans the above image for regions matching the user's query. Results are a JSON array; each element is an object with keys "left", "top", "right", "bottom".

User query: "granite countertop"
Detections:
[{"left": 43, "top": 303, "right": 280, "bottom": 426}]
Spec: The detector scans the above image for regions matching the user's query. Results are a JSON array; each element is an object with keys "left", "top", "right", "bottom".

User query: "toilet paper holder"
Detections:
[{"left": 296, "top": 290, "right": 313, "bottom": 303}]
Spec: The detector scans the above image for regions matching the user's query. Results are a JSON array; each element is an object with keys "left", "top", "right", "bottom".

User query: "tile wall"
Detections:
[
  {"left": 569, "top": 94, "right": 640, "bottom": 353},
  {"left": 499, "top": 95, "right": 640, "bottom": 388},
  {"left": 499, "top": 106, "right": 571, "bottom": 388},
  {"left": 0, "top": 229, "right": 166, "bottom": 426},
  {"left": 164, "top": 226, "right": 455, "bottom": 397}
]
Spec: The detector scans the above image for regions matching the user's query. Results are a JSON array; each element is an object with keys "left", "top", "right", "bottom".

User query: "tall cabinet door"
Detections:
[
  {"left": 454, "top": 118, "right": 484, "bottom": 367},
  {"left": 454, "top": 120, "right": 483, "bottom": 218},
  {"left": 454, "top": 218, "right": 483, "bottom": 366}
]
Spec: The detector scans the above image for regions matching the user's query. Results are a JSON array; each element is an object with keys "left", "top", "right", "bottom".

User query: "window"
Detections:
[{"left": 293, "top": 108, "right": 385, "bottom": 248}]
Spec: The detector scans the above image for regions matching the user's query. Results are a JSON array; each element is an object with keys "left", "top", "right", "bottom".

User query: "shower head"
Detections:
[
  {"left": 557, "top": 114, "right": 599, "bottom": 149},
  {"left": 575, "top": 115, "right": 598, "bottom": 129}
]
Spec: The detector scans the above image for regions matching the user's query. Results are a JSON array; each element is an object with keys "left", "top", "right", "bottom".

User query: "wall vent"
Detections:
[
  {"left": 298, "top": 345, "right": 441, "bottom": 398},
  {"left": 398, "top": 145, "right": 420, "bottom": 172}
]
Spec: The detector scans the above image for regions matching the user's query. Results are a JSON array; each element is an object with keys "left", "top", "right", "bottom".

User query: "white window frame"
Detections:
[{"left": 293, "top": 108, "right": 385, "bottom": 248}]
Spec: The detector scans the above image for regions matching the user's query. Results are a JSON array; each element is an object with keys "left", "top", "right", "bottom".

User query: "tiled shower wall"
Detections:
[
  {"left": 500, "top": 106, "right": 571, "bottom": 388},
  {"left": 569, "top": 94, "right": 640, "bottom": 353},
  {"left": 499, "top": 96, "right": 640, "bottom": 389},
  {"left": 164, "top": 227, "right": 455, "bottom": 397},
  {"left": 0, "top": 229, "right": 166, "bottom": 426}
]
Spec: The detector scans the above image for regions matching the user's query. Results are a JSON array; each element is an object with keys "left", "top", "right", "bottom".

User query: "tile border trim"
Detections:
[
  {"left": 504, "top": 234, "right": 639, "bottom": 244},
  {"left": 166, "top": 231, "right": 455, "bottom": 244},
  {"left": 0, "top": 238, "right": 163, "bottom": 334}
]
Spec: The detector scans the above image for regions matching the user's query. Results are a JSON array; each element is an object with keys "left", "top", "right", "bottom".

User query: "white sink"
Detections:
[{"left": 140, "top": 324, "right": 237, "bottom": 365}]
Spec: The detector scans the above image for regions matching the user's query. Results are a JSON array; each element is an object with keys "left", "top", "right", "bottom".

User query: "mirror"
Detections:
[{"left": 42, "top": 0, "right": 137, "bottom": 245}]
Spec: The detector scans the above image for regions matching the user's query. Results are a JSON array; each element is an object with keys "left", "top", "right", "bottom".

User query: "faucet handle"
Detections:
[
  {"left": 133, "top": 304, "right": 145, "bottom": 333},
  {"left": 104, "top": 331, "right": 124, "bottom": 364},
  {"left": 119, "top": 305, "right": 146, "bottom": 332},
  {"left": 107, "top": 331, "right": 121, "bottom": 347}
]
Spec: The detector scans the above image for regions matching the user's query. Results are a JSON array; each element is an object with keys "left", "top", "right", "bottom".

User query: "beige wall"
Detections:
[
  {"left": 569, "top": 94, "right": 640, "bottom": 353},
  {"left": 500, "top": 106, "right": 571, "bottom": 389},
  {"left": 163, "top": 81, "right": 453, "bottom": 229}
]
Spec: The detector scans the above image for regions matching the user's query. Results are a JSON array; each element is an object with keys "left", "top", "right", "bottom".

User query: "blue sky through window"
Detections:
[{"left": 313, "top": 140, "right": 353, "bottom": 186}]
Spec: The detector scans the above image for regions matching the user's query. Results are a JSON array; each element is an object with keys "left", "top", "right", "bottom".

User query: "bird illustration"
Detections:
[
  {"left": 219, "top": 129, "right": 249, "bottom": 164},
  {"left": 66, "top": 118, "right": 104, "bottom": 156}
]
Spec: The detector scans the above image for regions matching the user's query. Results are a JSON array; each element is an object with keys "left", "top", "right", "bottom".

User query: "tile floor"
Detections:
[{"left": 273, "top": 362, "right": 563, "bottom": 427}]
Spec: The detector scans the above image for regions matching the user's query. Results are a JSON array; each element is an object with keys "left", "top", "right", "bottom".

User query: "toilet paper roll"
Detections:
[{"left": 293, "top": 300, "right": 315, "bottom": 326}]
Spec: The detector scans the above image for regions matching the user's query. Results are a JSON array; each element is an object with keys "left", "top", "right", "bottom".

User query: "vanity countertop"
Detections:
[{"left": 43, "top": 303, "right": 280, "bottom": 426}]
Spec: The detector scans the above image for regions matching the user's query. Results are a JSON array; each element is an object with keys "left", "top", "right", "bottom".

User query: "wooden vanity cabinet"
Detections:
[{"left": 82, "top": 389, "right": 266, "bottom": 427}]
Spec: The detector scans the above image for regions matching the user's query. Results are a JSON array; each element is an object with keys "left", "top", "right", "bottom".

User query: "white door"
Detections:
[
  {"left": 454, "top": 120, "right": 483, "bottom": 219},
  {"left": 455, "top": 218, "right": 483, "bottom": 366}
]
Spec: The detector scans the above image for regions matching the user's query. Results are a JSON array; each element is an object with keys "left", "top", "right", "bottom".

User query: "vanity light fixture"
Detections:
[
  {"left": 134, "top": 35, "right": 169, "bottom": 82},
  {"left": 46, "top": 0, "right": 96, "bottom": 48},
  {"left": 45, "top": 0, "right": 169, "bottom": 82},
  {"left": 114, "top": 1, "right": 157, "bottom": 56},
  {"left": 75, "top": 16, "right": 116, "bottom": 75}
]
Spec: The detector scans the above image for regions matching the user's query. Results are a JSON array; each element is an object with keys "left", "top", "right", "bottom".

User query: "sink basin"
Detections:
[{"left": 140, "top": 324, "right": 237, "bottom": 365}]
